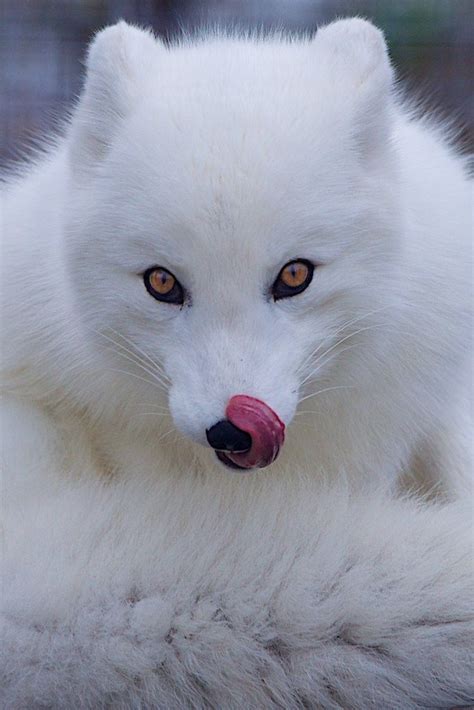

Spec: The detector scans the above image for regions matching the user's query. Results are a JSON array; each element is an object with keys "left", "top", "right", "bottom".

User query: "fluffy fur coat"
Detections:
[{"left": 1, "top": 18, "right": 472, "bottom": 708}]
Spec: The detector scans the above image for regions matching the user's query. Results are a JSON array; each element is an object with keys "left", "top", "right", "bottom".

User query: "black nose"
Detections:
[{"left": 206, "top": 420, "right": 252, "bottom": 453}]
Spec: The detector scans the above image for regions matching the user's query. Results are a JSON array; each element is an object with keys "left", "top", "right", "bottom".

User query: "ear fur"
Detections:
[
  {"left": 69, "top": 21, "right": 159, "bottom": 176},
  {"left": 314, "top": 18, "right": 395, "bottom": 159}
]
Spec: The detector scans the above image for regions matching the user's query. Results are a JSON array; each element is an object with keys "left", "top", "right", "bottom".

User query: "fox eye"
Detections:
[
  {"left": 144, "top": 266, "right": 184, "bottom": 305},
  {"left": 272, "top": 260, "right": 314, "bottom": 300}
]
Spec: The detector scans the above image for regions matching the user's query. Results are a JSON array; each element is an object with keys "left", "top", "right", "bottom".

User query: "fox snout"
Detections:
[{"left": 206, "top": 395, "right": 285, "bottom": 471}]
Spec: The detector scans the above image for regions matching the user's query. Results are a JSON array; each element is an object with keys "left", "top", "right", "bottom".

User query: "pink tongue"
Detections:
[{"left": 224, "top": 395, "right": 285, "bottom": 469}]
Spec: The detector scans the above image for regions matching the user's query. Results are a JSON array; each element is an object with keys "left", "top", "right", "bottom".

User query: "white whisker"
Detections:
[
  {"left": 300, "top": 322, "right": 388, "bottom": 387},
  {"left": 297, "top": 384, "right": 355, "bottom": 406},
  {"left": 155, "top": 427, "right": 177, "bottom": 445},
  {"left": 134, "top": 412, "right": 169, "bottom": 417},
  {"left": 93, "top": 329, "right": 169, "bottom": 391},
  {"left": 296, "top": 305, "right": 391, "bottom": 376},
  {"left": 300, "top": 344, "right": 361, "bottom": 388},
  {"left": 103, "top": 367, "right": 168, "bottom": 394},
  {"left": 103, "top": 326, "right": 170, "bottom": 383}
]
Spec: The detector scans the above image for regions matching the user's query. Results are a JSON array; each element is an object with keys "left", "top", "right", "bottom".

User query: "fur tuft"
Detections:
[{"left": 2, "top": 482, "right": 473, "bottom": 709}]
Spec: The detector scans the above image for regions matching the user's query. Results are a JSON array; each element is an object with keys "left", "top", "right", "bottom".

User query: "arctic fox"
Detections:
[{"left": 1, "top": 18, "right": 472, "bottom": 708}]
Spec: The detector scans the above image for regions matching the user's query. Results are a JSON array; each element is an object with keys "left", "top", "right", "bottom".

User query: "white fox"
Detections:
[{"left": 1, "top": 18, "right": 472, "bottom": 708}]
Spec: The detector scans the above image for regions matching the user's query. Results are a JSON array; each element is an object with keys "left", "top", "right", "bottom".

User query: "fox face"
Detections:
[{"left": 65, "top": 20, "right": 401, "bottom": 470}]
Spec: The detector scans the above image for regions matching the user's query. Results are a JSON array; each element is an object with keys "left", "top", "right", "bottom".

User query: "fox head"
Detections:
[{"left": 64, "top": 19, "right": 402, "bottom": 471}]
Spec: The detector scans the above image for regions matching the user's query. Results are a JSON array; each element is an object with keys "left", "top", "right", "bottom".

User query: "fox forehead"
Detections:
[
  {"left": 101, "top": 105, "right": 366, "bottom": 274},
  {"left": 71, "top": 20, "right": 394, "bottom": 281}
]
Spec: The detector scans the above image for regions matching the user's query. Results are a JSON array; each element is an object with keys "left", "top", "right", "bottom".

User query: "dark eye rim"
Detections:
[
  {"left": 272, "top": 259, "right": 315, "bottom": 301},
  {"left": 143, "top": 266, "right": 185, "bottom": 305}
]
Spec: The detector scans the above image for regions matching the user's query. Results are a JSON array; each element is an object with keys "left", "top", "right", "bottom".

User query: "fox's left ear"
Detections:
[
  {"left": 314, "top": 18, "right": 394, "bottom": 160},
  {"left": 69, "top": 21, "right": 159, "bottom": 177}
]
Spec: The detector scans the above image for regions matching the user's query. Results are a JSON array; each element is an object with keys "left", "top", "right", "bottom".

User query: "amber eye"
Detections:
[
  {"left": 272, "top": 259, "right": 314, "bottom": 300},
  {"left": 143, "top": 267, "right": 184, "bottom": 305}
]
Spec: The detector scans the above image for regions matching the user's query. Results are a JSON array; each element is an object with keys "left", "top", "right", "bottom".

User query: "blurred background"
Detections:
[{"left": 1, "top": 0, "right": 472, "bottom": 165}]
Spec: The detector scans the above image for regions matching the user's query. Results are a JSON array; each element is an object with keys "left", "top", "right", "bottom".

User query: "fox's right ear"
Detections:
[{"left": 69, "top": 21, "right": 159, "bottom": 178}]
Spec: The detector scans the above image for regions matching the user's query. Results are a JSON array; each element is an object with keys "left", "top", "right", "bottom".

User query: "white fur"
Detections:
[
  {"left": 1, "top": 18, "right": 472, "bottom": 707},
  {"left": 2, "top": 457, "right": 473, "bottom": 708}
]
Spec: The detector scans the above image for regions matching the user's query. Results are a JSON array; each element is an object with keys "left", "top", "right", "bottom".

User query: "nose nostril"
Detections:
[{"left": 206, "top": 420, "right": 252, "bottom": 453}]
